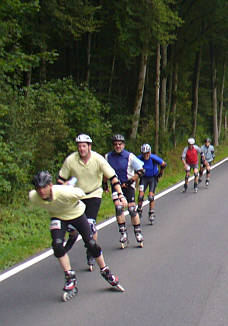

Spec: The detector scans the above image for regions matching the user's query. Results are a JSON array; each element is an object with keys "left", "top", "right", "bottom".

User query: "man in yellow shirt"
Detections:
[
  {"left": 29, "top": 171, "right": 124, "bottom": 301},
  {"left": 58, "top": 134, "right": 127, "bottom": 269}
]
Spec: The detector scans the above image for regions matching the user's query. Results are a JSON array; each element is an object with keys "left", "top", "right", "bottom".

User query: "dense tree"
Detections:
[{"left": 0, "top": 0, "right": 228, "bottom": 203}]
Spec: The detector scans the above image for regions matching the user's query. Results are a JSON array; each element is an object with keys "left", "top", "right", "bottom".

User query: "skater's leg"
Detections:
[
  {"left": 50, "top": 220, "right": 71, "bottom": 271},
  {"left": 115, "top": 202, "right": 128, "bottom": 245},
  {"left": 199, "top": 165, "right": 204, "bottom": 183},
  {"left": 59, "top": 254, "right": 72, "bottom": 272},
  {"left": 193, "top": 168, "right": 199, "bottom": 192},
  {"left": 137, "top": 191, "right": 144, "bottom": 218},
  {"left": 81, "top": 198, "right": 101, "bottom": 268},
  {"left": 64, "top": 230, "right": 79, "bottom": 253},
  {"left": 205, "top": 163, "right": 211, "bottom": 186},
  {"left": 137, "top": 181, "right": 145, "bottom": 218}
]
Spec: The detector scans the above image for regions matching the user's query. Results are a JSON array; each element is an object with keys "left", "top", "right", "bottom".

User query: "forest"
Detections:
[{"left": 0, "top": 0, "right": 228, "bottom": 204}]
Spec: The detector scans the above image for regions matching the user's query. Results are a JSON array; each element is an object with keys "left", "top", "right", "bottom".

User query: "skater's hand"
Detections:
[
  {"left": 122, "top": 179, "right": 134, "bottom": 188},
  {"left": 119, "top": 195, "right": 128, "bottom": 207},
  {"left": 157, "top": 172, "right": 163, "bottom": 181}
]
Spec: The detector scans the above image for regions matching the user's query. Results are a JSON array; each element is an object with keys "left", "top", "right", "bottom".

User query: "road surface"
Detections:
[{"left": 1, "top": 160, "right": 228, "bottom": 326}]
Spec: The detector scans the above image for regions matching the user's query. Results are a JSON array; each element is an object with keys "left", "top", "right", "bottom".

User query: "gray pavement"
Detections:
[{"left": 1, "top": 160, "right": 228, "bottom": 326}]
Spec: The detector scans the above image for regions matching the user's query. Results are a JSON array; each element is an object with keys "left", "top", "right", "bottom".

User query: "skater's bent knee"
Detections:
[
  {"left": 129, "top": 205, "right": 137, "bottom": 217},
  {"left": 148, "top": 195, "right": 154, "bottom": 202},
  {"left": 52, "top": 239, "right": 66, "bottom": 258},
  {"left": 138, "top": 195, "right": 144, "bottom": 202},
  {"left": 86, "top": 239, "right": 102, "bottom": 258},
  {"left": 115, "top": 204, "right": 124, "bottom": 217}
]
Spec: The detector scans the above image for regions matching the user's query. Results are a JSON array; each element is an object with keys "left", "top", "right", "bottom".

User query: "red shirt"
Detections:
[{"left": 185, "top": 147, "right": 198, "bottom": 165}]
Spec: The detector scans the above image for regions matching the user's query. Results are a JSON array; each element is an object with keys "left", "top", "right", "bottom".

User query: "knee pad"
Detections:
[
  {"left": 194, "top": 172, "right": 199, "bottom": 177},
  {"left": 185, "top": 165, "right": 190, "bottom": 172},
  {"left": 206, "top": 169, "right": 210, "bottom": 175},
  {"left": 148, "top": 195, "right": 154, "bottom": 202},
  {"left": 88, "top": 218, "right": 97, "bottom": 234},
  {"left": 128, "top": 205, "right": 137, "bottom": 217},
  {"left": 86, "top": 239, "right": 102, "bottom": 258},
  {"left": 138, "top": 195, "right": 144, "bottom": 202},
  {"left": 139, "top": 184, "right": 144, "bottom": 192},
  {"left": 52, "top": 238, "right": 66, "bottom": 258},
  {"left": 115, "top": 204, "right": 124, "bottom": 217}
]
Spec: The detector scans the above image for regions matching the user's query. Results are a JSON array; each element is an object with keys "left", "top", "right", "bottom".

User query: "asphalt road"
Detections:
[{"left": 1, "top": 160, "right": 228, "bottom": 326}]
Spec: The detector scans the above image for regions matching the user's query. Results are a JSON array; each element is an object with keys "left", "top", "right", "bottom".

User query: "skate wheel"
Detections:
[
  {"left": 62, "top": 292, "right": 69, "bottom": 302},
  {"left": 115, "top": 283, "right": 125, "bottom": 292},
  {"left": 61, "top": 287, "right": 78, "bottom": 302}
]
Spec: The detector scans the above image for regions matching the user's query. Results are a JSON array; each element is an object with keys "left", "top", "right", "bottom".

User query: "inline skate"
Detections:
[
  {"left": 62, "top": 270, "right": 78, "bottom": 302},
  {"left": 100, "top": 266, "right": 125, "bottom": 292},
  {"left": 134, "top": 227, "right": 144, "bottom": 248}
]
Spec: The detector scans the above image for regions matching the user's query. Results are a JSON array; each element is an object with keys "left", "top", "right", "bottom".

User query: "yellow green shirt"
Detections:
[
  {"left": 59, "top": 151, "right": 115, "bottom": 199},
  {"left": 29, "top": 185, "right": 86, "bottom": 221}
]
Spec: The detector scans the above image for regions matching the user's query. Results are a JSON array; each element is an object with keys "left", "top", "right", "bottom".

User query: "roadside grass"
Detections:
[{"left": 1, "top": 142, "right": 228, "bottom": 272}]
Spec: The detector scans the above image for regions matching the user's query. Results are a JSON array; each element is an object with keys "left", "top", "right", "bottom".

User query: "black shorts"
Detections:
[
  {"left": 200, "top": 160, "right": 212, "bottom": 168},
  {"left": 50, "top": 213, "right": 93, "bottom": 245},
  {"left": 81, "top": 197, "right": 101, "bottom": 221},
  {"left": 122, "top": 186, "right": 135, "bottom": 203},
  {"left": 139, "top": 176, "right": 157, "bottom": 193}
]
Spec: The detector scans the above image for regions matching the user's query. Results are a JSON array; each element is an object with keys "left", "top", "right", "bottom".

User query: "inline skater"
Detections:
[
  {"left": 29, "top": 171, "right": 125, "bottom": 301},
  {"left": 181, "top": 138, "right": 205, "bottom": 193},
  {"left": 199, "top": 138, "right": 215, "bottom": 187},
  {"left": 105, "top": 134, "right": 144, "bottom": 248},
  {"left": 137, "top": 144, "right": 167, "bottom": 224},
  {"left": 57, "top": 134, "right": 127, "bottom": 271}
]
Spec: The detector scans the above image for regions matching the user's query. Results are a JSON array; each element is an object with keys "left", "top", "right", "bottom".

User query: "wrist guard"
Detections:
[{"left": 102, "top": 181, "right": 108, "bottom": 191}]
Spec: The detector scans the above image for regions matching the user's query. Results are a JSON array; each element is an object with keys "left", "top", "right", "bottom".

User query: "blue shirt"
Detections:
[{"left": 138, "top": 154, "right": 163, "bottom": 177}]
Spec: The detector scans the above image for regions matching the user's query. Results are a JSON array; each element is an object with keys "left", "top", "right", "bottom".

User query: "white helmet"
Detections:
[
  {"left": 188, "top": 138, "right": 195, "bottom": 145},
  {"left": 75, "top": 134, "right": 92, "bottom": 143},
  {"left": 141, "top": 143, "right": 151, "bottom": 153}
]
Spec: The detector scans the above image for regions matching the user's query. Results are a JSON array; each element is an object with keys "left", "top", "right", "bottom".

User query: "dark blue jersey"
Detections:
[{"left": 106, "top": 150, "right": 143, "bottom": 184}]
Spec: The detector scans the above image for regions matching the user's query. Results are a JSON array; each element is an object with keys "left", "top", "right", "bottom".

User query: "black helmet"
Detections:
[
  {"left": 205, "top": 138, "right": 211, "bottom": 143},
  {"left": 33, "top": 171, "right": 52, "bottom": 188},
  {"left": 112, "top": 134, "right": 125, "bottom": 143}
]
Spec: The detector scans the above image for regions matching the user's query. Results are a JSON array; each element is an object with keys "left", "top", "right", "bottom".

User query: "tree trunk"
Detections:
[
  {"left": 86, "top": 32, "right": 92, "bottom": 85},
  {"left": 165, "top": 67, "right": 173, "bottom": 131},
  {"left": 160, "top": 44, "right": 167, "bottom": 136},
  {"left": 210, "top": 44, "right": 219, "bottom": 146},
  {"left": 26, "top": 68, "right": 32, "bottom": 88},
  {"left": 130, "top": 53, "right": 148, "bottom": 140},
  {"left": 225, "top": 112, "right": 227, "bottom": 140},
  {"left": 155, "top": 43, "right": 161, "bottom": 154},
  {"left": 171, "top": 61, "right": 178, "bottom": 147},
  {"left": 192, "top": 45, "right": 202, "bottom": 137},
  {"left": 218, "top": 59, "right": 226, "bottom": 138},
  {"left": 108, "top": 55, "right": 116, "bottom": 97}
]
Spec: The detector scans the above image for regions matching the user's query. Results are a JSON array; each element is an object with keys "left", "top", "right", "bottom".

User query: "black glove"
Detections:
[{"left": 125, "top": 179, "right": 134, "bottom": 187}]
